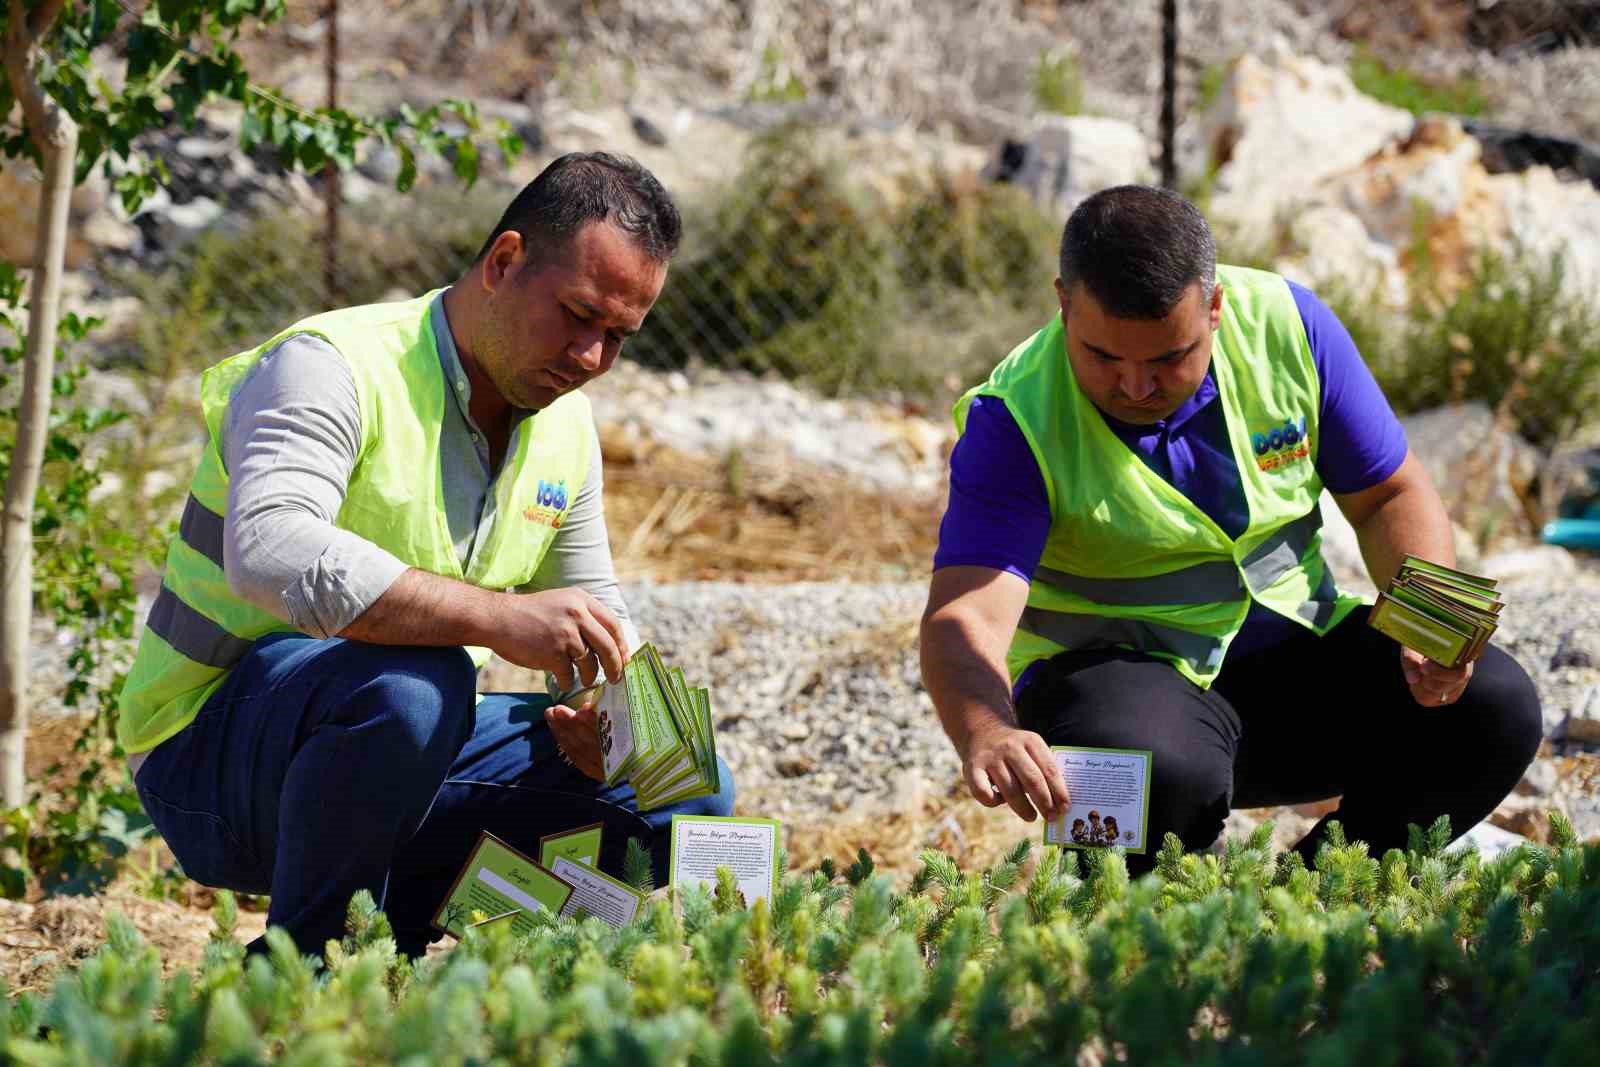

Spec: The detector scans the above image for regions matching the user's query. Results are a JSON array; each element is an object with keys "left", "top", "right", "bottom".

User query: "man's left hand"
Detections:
[
  {"left": 546, "top": 697, "right": 604, "bottom": 780},
  {"left": 1400, "top": 647, "right": 1473, "bottom": 707}
]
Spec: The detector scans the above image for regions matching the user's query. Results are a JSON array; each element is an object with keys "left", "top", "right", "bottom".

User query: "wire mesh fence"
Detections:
[{"left": 80, "top": 0, "right": 1600, "bottom": 404}]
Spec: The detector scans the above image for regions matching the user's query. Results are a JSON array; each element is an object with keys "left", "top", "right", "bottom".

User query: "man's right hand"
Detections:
[
  {"left": 961, "top": 722, "right": 1070, "bottom": 823},
  {"left": 491, "top": 588, "right": 629, "bottom": 689}
]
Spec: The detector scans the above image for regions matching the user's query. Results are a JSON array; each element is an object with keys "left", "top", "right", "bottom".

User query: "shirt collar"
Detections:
[{"left": 430, "top": 289, "right": 536, "bottom": 425}]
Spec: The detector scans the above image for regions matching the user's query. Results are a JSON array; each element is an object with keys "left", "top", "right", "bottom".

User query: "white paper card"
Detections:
[
  {"left": 669, "top": 815, "right": 780, "bottom": 907},
  {"left": 1044, "top": 746, "right": 1153, "bottom": 854},
  {"left": 550, "top": 856, "right": 646, "bottom": 928}
]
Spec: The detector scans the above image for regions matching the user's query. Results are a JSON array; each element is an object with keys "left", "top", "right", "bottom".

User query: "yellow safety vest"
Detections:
[
  {"left": 117, "top": 292, "right": 593, "bottom": 753},
  {"left": 954, "top": 264, "right": 1363, "bottom": 688}
]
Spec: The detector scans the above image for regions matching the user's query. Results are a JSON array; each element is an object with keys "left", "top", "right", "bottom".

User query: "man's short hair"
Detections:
[
  {"left": 1058, "top": 185, "right": 1216, "bottom": 320},
  {"left": 474, "top": 151, "right": 682, "bottom": 268}
]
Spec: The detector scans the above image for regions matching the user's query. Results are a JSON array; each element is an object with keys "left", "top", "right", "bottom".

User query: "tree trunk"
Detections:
[{"left": 2, "top": 0, "right": 78, "bottom": 807}]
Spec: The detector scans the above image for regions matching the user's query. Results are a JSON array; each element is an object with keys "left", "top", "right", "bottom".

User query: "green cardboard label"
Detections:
[{"left": 434, "top": 832, "right": 574, "bottom": 940}]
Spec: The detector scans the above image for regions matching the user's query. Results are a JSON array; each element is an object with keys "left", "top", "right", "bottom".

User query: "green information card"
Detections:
[
  {"left": 433, "top": 831, "right": 574, "bottom": 940},
  {"left": 540, "top": 822, "right": 604, "bottom": 869}
]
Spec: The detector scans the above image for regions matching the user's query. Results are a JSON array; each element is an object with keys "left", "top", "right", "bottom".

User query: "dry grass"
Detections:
[{"left": 599, "top": 425, "right": 941, "bottom": 584}]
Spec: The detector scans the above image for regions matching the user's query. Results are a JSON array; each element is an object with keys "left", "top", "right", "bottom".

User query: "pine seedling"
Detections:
[
  {"left": 622, "top": 836, "right": 655, "bottom": 893},
  {"left": 844, "top": 847, "right": 875, "bottom": 886},
  {"left": 1549, "top": 809, "right": 1578, "bottom": 850},
  {"left": 679, "top": 883, "right": 715, "bottom": 934},
  {"left": 1025, "top": 846, "right": 1073, "bottom": 924},
  {"left": 713, "top": 865, "right": 749, "bottom": 914},
  {"left": 742, "top": 899, "right": 783, "bottom": 1014}
]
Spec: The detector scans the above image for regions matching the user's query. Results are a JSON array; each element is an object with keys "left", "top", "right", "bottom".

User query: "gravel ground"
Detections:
[{"left": 623, "top": 562, "right": 1600, "bottom": 843}]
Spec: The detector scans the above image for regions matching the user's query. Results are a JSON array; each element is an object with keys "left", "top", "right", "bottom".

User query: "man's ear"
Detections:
[
  {"left": 1209, "top": 280, "right": 1225, "bottom": 330},
  {"left": 1054, "top": 276, "right": 1070, "bottom": 315},
  {"left": 480, "top": 231, "right": 525, "bottom": 294}
]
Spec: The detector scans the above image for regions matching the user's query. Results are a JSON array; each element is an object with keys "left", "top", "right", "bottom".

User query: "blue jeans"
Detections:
[{"left": 133, "top": 633, "right": 736, "bottom": 956}]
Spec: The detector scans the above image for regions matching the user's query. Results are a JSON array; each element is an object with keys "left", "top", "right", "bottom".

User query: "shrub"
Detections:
[
  {"left": 1333, "top": 248, "right": 1600, "bottom": 449},
  {"left": 4, "top": 816, "right": 1598, "bottom": 1065},
  {"left": 631, "top": 125, "right": 1060, "bottom": 395}
]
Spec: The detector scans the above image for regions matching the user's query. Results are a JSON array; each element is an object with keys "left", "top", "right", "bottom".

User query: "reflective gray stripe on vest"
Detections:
[
  {"left": 178, "top": 494, "right": 226, "bottom": 570},
  {"left": 1031, "top": 509, "right": 1325, "bottom": 608},
  {"left": 1018, "top": 608, "right": 1226, "bottom": 672},
  {"left": 1033, "top": 560, "right": 1242, "bottom": 606},
  {"left": 1239, "top": 510, "right": 1322, "bottom": 592},
  {"left": 1294, "top": 567, "right": 1340, "bottom": 628},
  {"left": 146, "top": 585, "right": 252, "bottom": 668}
]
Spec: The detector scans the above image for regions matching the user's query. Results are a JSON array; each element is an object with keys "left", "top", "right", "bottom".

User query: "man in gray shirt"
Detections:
[{"left": 119, "top": 152, "right": 735, "bottom": 957}]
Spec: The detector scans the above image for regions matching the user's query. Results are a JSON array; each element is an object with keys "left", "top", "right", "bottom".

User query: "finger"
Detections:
[
  {"left": 1027, "top": 737, "right": 1072, "bottom": 818},
  {"left": 965, "top": 761, "right": 1004, "bottom": 808},
  {"left": 988, "top": 761, "right": 1039, "bottom": 822},
  {"left": 546, "top": 704, "right": 603, "bottom": 777},
  {"left": 1399, "top": 648, "right": 1425, "bottom": 684},
  {"left": 1005, "top": 751, "right": 1054, "bottom": 824},
  {"left": 550, "top": 655, "right": 576, "bottom": 691},
  {"left": 582, "top": 594, "right": 630, "bottom": 671},
  {"left": 577, "top": 646, "right": 600, "bottom": 688},
  {"left": 576, "top": 612, "right": 625, "bottom": 683}
]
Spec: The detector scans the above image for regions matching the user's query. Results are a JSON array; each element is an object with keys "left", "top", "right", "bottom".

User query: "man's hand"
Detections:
[
  {"left": 492, "top": 588, "right": 629, "bottom": 689},
  {"left": 546, "top": 697, "right": 604, "bottom": 780},
  {"left": 1400, "top": 647, "right": 1473, "bottom": 707},
  {"left": 962, "top": 721, "right": 1071, "bottom": 822}
]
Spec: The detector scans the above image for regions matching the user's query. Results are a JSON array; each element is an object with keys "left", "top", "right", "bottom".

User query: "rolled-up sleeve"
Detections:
[{"left": 221, "top": 335, "right": 408, "bottom": 637}]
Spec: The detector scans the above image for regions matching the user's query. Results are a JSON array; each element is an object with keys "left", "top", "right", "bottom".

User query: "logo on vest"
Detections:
[
  {"left": 1252, "top": 417, "right": 1310, "bottom": 473},
  {"left": 524, "top": 479, "right": 569, "bottom": 528}
]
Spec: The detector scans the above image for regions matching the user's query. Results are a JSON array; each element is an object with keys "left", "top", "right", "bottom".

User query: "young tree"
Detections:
[{"left": 0, "top": 0, "right": 513, "bottom": 806}]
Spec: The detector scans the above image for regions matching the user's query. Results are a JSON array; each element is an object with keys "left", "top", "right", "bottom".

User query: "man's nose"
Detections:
[
  {"left": 570, "top": 329, "right": 605, "bottom": 371},
  {"left": 1120, "top": 366, "right": 1157, "bottom": 401}
]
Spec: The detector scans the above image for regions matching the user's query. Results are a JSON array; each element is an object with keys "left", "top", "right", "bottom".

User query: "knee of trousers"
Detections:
[
  {"left": 1459, "top": 646, "right": 1544, "bottom": 771},
  {"left": 334, "top": 643, "right": 478, "bottom": 770},
  {"left": 1144, "top": 756, "right": 1233, "bottom": 851}
]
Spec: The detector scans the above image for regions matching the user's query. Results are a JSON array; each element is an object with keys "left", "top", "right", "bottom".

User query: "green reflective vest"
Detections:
[
  {"left": 117, "top": 292, "right": 593, "bottom": 754},
  {"left": 954, "top": 264, "right": 1363, "bottom": 689}
]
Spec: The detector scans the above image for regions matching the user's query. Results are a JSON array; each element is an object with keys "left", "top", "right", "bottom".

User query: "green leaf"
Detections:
[
  {"left": 451, "top": 136, "right": 480, "bottom": 188},
  {"left": 395, "top": 141, "right": 417, "bottom": 193}
]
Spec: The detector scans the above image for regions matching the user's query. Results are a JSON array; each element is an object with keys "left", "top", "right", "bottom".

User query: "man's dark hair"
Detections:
[
  {"left": 474, "top": 151, "right": 682, "bottom": 267},
  {"left": 1058, "top": 185, "right": 1216, "bottom": 319}
]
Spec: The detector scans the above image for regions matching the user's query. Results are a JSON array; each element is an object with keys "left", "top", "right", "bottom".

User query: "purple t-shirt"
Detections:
[{"left": 935, "top": 281, "right": 1407, "bottom": 668}]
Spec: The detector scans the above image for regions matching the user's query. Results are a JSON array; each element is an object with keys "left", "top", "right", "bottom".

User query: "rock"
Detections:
[
  {"left": 1561, "top": 685, "right": 1600, "bottom": 746},
  {"left": 1198, "top": 52, "right": 1413, "bottom": 236},
  {"left": 1451, "top": 820, "right": 1532, "bottom": 860},
  {"left": 161, "top": 196, "right": 225, "bottom": 237},
  {"left": 0, "top": 166, "right": 112, "bottom": 269},
  {"left": 1400, "top": 403, "right": 1543, "bottom": 549},
  {"left": 1279, "top": 204, "right": 1405, "bottom": 305},
  {"left": 1516, "top": 758, "right": 1561, "bottom": 796},
  {"left": 1317, "top": 489, "right": 1371, "bottom": 593},
  {"left": 1480, "top": 545, "right": 1578, "bottom": 582},
  {"left": 1552, "top": 629, "right": 1600, "bottom": 670},
  {"left": 1489, "top": 805, "right": 1550, "bottom": 843},
  {"left": 995, "top": 115, "right": 1153, "bottom": 217},
  {"left": 1539, "top": 438, "right": 1600, "bottom": 526},
  {"left": 630, "top": 111, "right": 668, "bottom": 147}
]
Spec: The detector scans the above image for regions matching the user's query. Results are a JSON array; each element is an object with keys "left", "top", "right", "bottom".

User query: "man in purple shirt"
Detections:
[{"left": 920, "top": 186, "right": 1540, "bottom": 872}]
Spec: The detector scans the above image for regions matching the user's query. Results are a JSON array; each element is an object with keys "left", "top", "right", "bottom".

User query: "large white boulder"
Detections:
[
  {"left": 1199, "top": 52, "right": 1413, "bottom": 236},
  {"left": 1008, "top": 114, "right": 1153, "bottom": 216}
]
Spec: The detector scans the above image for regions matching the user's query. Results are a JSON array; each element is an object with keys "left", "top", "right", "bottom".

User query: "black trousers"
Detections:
[{"left": 1015, "top": 605, "right": 1543, "bottom": 875}]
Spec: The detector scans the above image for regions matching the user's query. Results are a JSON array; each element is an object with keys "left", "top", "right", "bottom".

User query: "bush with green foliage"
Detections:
[
  {"left": 1323, "top": 248, "right": 1600, "bottom": 449},
  {"left": 630, "top": 125, "right": 1060, "bottom": 395},
  {"left": 4, "top": 815, "right": 1597, "bottom": 1065}
]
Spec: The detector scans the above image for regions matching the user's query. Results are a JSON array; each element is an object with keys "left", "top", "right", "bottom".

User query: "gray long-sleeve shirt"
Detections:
[{"left": 218, "top": 290, "right": 637, "bottom": 646}]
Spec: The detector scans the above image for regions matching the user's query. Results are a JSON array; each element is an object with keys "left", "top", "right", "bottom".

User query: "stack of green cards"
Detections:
[
  {"left": 434, "top": 823, "right": 649, "bottom": 939},
  {"left": 550, "top": 643, "right": 720, "bottom": 811},
  {"left": 1368, "top": 555, "right": 1502, "bottom": 668}
]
